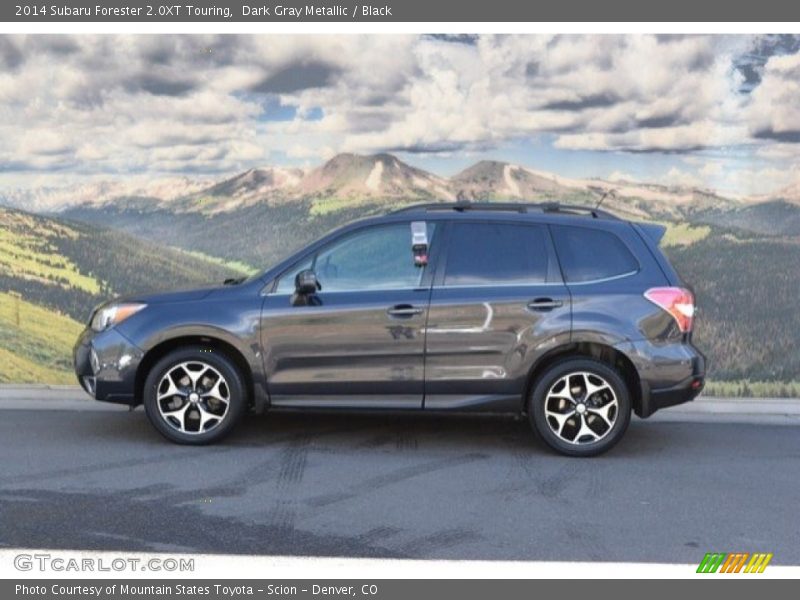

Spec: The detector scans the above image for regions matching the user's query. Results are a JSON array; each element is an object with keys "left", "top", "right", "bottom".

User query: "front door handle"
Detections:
[
  {"left": 387, "top": 304, "right": 424, "bottom": 318},
  {"left": 527, "top": 298, "right": 564, "bottom": 311}
]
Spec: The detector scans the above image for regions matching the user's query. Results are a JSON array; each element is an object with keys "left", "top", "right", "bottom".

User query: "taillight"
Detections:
[{"left": 644, "top": 287, "right": 695, "bottom": 333}]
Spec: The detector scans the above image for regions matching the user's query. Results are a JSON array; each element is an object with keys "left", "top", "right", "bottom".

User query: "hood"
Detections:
[{"left": 123, "top": 284, "right": 227, "bottom": 304}]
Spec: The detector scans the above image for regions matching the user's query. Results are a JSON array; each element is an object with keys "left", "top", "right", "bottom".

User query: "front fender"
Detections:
[{"left": 116, "top": 297, "right": 268, "bottom": 411}]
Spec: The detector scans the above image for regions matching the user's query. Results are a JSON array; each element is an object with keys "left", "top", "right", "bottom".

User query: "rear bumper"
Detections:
[
  {"left": 73, "top": 327, "right": 144, "bottom": 405},
  {"left": 615, "top": 339, "right": 706, "bottom": 418},
  {"left": 640, "top": 372, "right": 705, "bottom": 417}
]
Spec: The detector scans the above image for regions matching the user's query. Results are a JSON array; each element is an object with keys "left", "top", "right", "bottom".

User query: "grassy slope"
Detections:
[
  {"left": 660, "top": 222, "right": 711, "bottom": 247},
  {"left": 0, "top": 292, "right": 83, "bottom": 383},
  {"left": 0, "top": 206, "right": 246, "bottom": 383},
  {"left": 1, "top": 207, "right": 243, "bottom": 321},
  {"left": 0, "top": 211, "right": 100, "bottom": 293},
  {"left": 703, "top": 379, "right": 800, "bottom": 398}
]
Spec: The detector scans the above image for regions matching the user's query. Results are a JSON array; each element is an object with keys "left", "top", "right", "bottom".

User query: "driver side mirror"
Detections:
[
  {"left": 292, "top": 269, "right": 321, "bottom": 306},
  {"left": 295, "top": 269, "right": 320, "bottom": 295}
]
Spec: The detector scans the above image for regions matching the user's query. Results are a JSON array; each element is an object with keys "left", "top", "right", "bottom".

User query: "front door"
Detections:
[
  {"left": 424, "top": 220, "right": 571, "bottom": 409},
  {"left": 260, "top": 221, "right": 437, "bottom": 409}
]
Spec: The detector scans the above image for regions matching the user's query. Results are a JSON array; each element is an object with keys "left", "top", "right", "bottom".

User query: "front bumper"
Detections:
[
  {"left": 615, "top": 338, "right": 706, "bottom": 418},
  {"left": 73, "top": 327, "right": 144, "bottom": 405}
]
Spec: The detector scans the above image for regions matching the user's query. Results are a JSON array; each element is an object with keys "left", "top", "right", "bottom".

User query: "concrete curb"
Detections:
[
  {"left": 0, "top": 384, "right": 799, "bottom": 423},
  {"left": 0, "top": 384, "right": 121, "bottom": 411}
]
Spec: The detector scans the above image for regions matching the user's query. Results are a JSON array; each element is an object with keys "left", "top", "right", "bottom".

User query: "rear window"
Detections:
[
  {"left": 551, "top": 225, "right": 639, "bottom": 283},
  {"left": 443, "top": 222, "right": 553, "bottom": 285}
]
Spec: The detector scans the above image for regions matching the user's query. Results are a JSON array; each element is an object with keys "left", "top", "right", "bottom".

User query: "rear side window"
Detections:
[
  {"left": 551, "top": 225, "right": 639, "bottom": 283},
  {"left": 443, "top": 222, "right": 554, "bottom": 286}
]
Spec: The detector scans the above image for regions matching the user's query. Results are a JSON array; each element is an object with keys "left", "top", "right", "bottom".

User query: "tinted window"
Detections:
[
  {"left": 443, "top": 222, "right": 552, "bottom": 286},
  {"left": 275, "top": 222, "right": 436, "bottom": 293},
  {"left": 551, "top": 225, "right": 639, "bottom": 283}
]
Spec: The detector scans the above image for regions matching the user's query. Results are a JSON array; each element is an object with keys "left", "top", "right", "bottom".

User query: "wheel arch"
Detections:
[
  {"left": 523, "top": 341, "right": 643, "bottom": 416},
  {"left": 134, "top": 334, "right": 256, "bottom": 410}
]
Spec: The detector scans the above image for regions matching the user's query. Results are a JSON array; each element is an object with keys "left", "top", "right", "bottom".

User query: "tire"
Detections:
[
  {"left": 528, "top": 358, "right": 631, "bottom": 457},
  {"left": 143, "top": 346, "right": 247, "bottom": 444}
]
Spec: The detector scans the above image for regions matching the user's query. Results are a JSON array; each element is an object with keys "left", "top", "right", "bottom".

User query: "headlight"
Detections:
[{"left": 90, "top": 303, "right": 146, "bottom": 332}]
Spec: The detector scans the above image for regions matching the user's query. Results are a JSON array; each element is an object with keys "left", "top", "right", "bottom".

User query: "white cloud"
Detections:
[
  {"left": 607, "top": 171, "right": 638, "bottom": 183},
  {"left": 661, "top": 167, "right": 704, "bottom": 188},
  {"left": 657, "top": 159, "right": 798, "bottom": 197},
  {"left": 749, "top": 52, "right": 800, "bottom": 142},
  {"left": 698, "top": 162, "right": 724, "bottom": 178},
  {"left": 294, "top": 35, "right": 753, "bottom": 155},
  {"left": 0, "top": 33, "right": 798, "bottom": 197}
]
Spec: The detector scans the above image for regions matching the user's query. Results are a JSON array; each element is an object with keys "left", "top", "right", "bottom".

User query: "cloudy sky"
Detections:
[{"left": 1, "top": 33, "right": 799, "bottom": 196}]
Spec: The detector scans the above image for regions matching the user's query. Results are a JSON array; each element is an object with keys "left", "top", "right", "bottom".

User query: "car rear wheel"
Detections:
[
  {"left": 528, "top": 358, "right": 631, "bottom": 457},
  {"left": 143, "top": 346, "right": 246, "bottom": 444}
]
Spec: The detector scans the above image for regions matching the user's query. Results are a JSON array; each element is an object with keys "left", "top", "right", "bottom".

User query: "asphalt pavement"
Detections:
[{"left": 0, "top": 389, "right": 798, "bottom": 565}]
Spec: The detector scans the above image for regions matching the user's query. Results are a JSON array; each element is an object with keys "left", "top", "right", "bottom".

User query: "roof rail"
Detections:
[{"left": 392, "top": 200, "right": 619, "bottom": 220}]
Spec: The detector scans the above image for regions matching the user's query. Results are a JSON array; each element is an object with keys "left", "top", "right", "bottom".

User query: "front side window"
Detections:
[
  {"left": 551, "top": 225, "right": 639, "bottom": 283},
  {"left": 443, "top": 222, "right": 553, "bottom": 286},
  {"left": 275, "top": 222, "right": 436, "bottom": 293}
]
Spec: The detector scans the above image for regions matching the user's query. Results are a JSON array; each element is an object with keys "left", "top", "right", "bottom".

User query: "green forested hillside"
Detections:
[
  {"left": 696, "top": 200, "right": 800, "bottom": 237},
  {"left": 5, "top": 200, "right": 800, "bottom": 392},
  {"left": 61, "top": 193, "right": 685, "bottom": 268},
  {"left": 0, "top": 207, "right": 244, "bottom": 381},
  {"left": 665, "top": 231, "right": 800, "bottom": 381},
  {"left": 63, "top": 199, "right": 390, "bottom": 268}
]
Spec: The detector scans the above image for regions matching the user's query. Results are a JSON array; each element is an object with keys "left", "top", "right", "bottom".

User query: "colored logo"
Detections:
[{"left": 697, "top": 552, "right": 773, "bottom": 573}]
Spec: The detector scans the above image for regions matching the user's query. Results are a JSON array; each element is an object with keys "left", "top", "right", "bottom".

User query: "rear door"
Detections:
[{"left": 424, "top": 220, "right": 571, "bottom": 409}]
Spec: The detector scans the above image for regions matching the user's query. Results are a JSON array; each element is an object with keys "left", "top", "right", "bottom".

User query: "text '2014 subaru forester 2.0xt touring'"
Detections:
[{"left": 74, "top": 202, "right": 706, "bottom": 456}]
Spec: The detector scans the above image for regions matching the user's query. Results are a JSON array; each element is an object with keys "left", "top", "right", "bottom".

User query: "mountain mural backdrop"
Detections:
[{"left": 1, "top": 153, "right": 799, "bottom": 396}]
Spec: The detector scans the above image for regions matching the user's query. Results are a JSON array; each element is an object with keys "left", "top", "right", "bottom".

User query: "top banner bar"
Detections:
[{"left": 4, "top": 0, "right": 800, "bottom": 22}]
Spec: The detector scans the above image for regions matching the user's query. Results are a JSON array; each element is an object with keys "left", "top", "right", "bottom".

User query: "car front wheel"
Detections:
[
  {"left": 528, "top": 358, "right": 631, "bottom": 457},
  {"left": 143, "top": 346, "right": 247, "bottom": 444}
]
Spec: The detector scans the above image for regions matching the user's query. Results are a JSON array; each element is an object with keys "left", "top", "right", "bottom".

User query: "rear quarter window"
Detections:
[{"left": 551, "top": 225, "right": 639, "bottom": 283}]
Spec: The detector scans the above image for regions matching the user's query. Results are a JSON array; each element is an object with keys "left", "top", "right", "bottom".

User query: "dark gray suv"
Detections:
[{"left": 74, "top": 202, "right": 705, "bottom": 456}]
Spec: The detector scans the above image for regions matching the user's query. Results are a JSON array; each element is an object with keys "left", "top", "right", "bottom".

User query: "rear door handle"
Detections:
[
  {"left": 387, "top": 304, "right": 424, "bottom": 318},
  {"left": 527, "top": 298, "right": 564, "bottom": 311}
]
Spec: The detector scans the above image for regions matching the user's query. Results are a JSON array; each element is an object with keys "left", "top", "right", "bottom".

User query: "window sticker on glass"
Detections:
[{"left": 410, "top": 221, "right": 428, "bottom": 267}]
